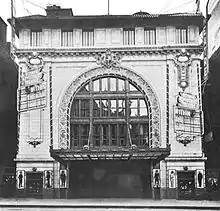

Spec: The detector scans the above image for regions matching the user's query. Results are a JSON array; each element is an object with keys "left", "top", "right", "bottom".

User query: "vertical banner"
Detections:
[
  {"left": 60, "top": 170, "right": 68, "bottom": 188},
  {"left": 168, "top": 170, "right": 176, "bottom": 188},
  {"left": 196, "top": 170, "right": 204, "bottom": 188},
  {"left": 16, "top": 170, "right": 25, "bottom": 189},
  {"left": 153, "top": 169, "right": 160, "bottom": 188},
  {"left": 44, "top": 171, "right": 53, "bottom": 189}
]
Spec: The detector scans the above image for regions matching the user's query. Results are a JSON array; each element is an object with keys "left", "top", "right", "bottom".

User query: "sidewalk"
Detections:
[{"left": 0, "top": 198, "right": 219, "bottom": 210}]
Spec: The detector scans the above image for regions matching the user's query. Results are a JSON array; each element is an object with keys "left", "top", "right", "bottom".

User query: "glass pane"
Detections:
[
  {"left": 140, "top": 99, "right": 148, "bottom": 117},
  {"left": 101, "top": 99, "right": 108, "bottom": 117},
  {"left": 130, "top": 124, "right": 139, "bottom": 145},
  {"left": 81, "top": 100, "right": 90, "bottom": 117},
  {"left": 110, "top": 124, "right": 117, "bottom": 146},
  {"left": 101, "top": 78, "right": 108, "bottom": 91},
  {"left": 129, "top": 99, "right": 138, "bottom": 117},
  {"left": 93, "top": 124, "right": 100, "bottom": 146},
  {"left": 129, "top": 83, "right": 137, "bottom": 91},
  {"left": 140, "top": 123, "right": 148, "bottom": 146},
  {"left": 79, "top": 84, "right": 89, "bottom": 93},
  {"left": 72, "top": 124, "right": 79, "bottom": 147},
  {"left": 93, "top": 99, "right": 100, "bottom": 117},
  {"left": 71, "top": 100, "right": 79, "bottom": 117},
  {"left": 118, "top": 79, "right": 125, "bottom": 91},
  {"left": 109, "top": 78, "right": 117, "bottom": 91},
  {"left": 93, "top": 79, "right": 100, "bottom": 92},
  {"left": 119, "top": 124, "right": 126, "bottom": 146},
  {"left": 129, "top": 99, "right": 138, "bottom": 108},
  {"left": 118, "top": 99, "right": 125, "bottom": 117},
  {"left": 102, "top": 124, "right": 109, "bottom": 146},
  {"left": 110, "top": 100, "right": 117, "bottom": 116},
  {"left": 81, "top": 124, "right": 89, "bottom": 146}
]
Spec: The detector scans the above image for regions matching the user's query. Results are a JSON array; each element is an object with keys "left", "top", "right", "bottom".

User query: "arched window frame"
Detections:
[{"left": 58, "top": 66, "right": 160, "bottom": 149}]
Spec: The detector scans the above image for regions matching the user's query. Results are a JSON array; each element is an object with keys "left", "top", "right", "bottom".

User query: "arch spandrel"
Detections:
[{"left": 58, "top": 66, "right": 161, "bottom": 149}]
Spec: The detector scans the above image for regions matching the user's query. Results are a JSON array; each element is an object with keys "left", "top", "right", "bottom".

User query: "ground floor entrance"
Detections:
[
  {"left": 68, "top": 160, "right": 152, "bottom": 198},
  {"left": 177, "top": 171, "right": 195, "bottom": 199},
  {"left": 26, "top": 172, "right": 43, "bottom": 198}
]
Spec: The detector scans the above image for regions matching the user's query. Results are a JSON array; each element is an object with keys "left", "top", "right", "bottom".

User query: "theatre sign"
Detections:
[
  {"left": 174, "top": 92, "right": 201, "bottom": 146},
  {"left": 18, "top": 53, "right": 47, "bottom": 111}
]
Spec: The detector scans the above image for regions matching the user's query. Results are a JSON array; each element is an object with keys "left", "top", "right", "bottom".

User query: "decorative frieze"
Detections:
[{"left": 15, "top": 46, "right": 203, "bottom": 59}]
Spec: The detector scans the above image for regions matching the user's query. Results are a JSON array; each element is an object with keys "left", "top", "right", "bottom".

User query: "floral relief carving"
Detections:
[
  {"left": 58, "top": 66, "right": 161, "bottom": 149},
  {"left": 96, "top": 49, "right": 121, "bottom": 69}
]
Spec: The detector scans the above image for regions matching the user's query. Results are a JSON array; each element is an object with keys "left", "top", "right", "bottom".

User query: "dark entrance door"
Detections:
[
  {"left": 69, "top": 160, "right": 152, "bottom": 198},
  {"left": 177, "top": 171, "right": 195, "bottom": 199},
  {"left": 26, "top": 172, "right": 43, "bottom": 198}
]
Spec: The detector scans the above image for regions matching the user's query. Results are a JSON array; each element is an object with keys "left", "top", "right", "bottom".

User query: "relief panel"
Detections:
[
  {"left": 95, "top": 29, "right": 106, "bottom": 45},
  {"left": 111, "top": 28, "right": 122, "bottom": 45}
]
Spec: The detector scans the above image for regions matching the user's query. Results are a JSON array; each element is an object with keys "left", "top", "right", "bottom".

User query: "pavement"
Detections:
[{"left": 0, "top": 198, "right": 219, "bottom": 210}]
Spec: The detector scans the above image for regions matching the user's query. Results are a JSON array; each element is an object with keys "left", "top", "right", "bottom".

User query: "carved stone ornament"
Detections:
[
  {"left": 27, "top": 138, "right": 43, "bottom": 148},
  {"left": 174, "top": 49, "right": 192, "bottom": 90},
  {"left": 176, "top": 133, "right": 195, "bottom": 146},
  {"left": 58, "top": 66, "right": 161, "bottom": 149},
  {"left": 96, "top": 49, "right": 121, "bottom": 69}
]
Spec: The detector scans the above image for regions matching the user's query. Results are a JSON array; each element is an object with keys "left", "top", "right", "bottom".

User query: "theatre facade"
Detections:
[{"left": 14, "top": 6, "right": 205, "bottom": 199}]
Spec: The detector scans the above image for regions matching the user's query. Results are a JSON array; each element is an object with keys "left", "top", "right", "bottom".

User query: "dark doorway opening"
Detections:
[
  {"left": 69, "top": 160, "right": 152, "bottom": 198},
  {"left": 177, "top": 171, "right": 195, "bottom": 199},
  {"left": 26, "top": 172, "right": 43, "bottom": 198}
]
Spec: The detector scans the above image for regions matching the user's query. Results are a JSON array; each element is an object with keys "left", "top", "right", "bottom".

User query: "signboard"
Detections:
[
  {"left": 19, "top": 53, "right": 47, "bottom": 111},
  {"left": 177, "top": 92, "right": 198, "bottom": 110},
  {"left": 174, "top": 107, "right": 201, "bottom": 135},
  {"left": 175, "top": 50, "right": 191, "bottom": 90}
]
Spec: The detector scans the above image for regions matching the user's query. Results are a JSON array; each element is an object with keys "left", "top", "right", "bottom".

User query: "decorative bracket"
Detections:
[
  {"left": 176, "top": 133, "right": 195, "bottom": 146},
  {"left": 96, "top": 49, "right": 121, "bottom": 69}
]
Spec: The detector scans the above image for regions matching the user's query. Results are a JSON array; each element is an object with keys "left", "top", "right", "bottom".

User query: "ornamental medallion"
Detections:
[{"left": 96, "top": 49, "right": 121, "bottom": 69}]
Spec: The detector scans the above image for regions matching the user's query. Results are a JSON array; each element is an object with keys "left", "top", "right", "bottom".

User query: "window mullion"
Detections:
[
  {"left": 125, "top": 80, "right": 132, "bottom": 147},
  {"left": 88, "top": 81, "right": 93, "bottom": 147}
]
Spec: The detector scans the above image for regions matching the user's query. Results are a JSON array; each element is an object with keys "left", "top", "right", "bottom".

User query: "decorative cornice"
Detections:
[{"left": 15, "top": 45, "right": 204, "bottom": 59}]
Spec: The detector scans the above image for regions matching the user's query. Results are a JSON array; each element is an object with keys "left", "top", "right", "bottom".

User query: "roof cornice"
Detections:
[{"left": 15, "top": 45, "right": 203, "bottom": 59}]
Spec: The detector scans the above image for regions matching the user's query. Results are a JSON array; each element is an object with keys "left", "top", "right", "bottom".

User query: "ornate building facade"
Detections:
[{"left": 14, "top": 5, "right": 205, "bottom": 199}]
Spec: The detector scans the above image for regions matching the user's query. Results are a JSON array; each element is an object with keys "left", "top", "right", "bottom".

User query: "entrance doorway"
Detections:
[
  {"left": 69, "top": 160, "right": 152, "bottom": 198},
  {"left": 26, "top": 172, "right": 43, "bottom": 198},
  {"left": 177, "top": 171, "right": 195, "bottom": 199}
]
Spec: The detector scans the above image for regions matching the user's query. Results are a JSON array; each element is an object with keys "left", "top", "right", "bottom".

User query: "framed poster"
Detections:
[
  {"left": 44, "top": 171, "right": 53, "bottom": 189},
  {"left": 153, "top": 169, "right": 160, "bottom": 188},
  {"left": 17, "top": 170, "right": 25, "bottom": 189},
  {"left": 59, "top": 170, "right": 68, "bottom": 188},
  {"left": 168, "top": 170, "right": 176, "bottom": 188},
  {"left": 196, "top": 170, "right": 204, "bottom": 188}
]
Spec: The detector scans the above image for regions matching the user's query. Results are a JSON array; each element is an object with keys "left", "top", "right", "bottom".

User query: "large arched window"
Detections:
[{"left": 70, "top": 76, "right": 150, "bottom": 148}]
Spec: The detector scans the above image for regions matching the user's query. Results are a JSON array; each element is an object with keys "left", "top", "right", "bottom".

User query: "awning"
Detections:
[{"left": 50, "top": 146, "right": 170, "bottom": 162}]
